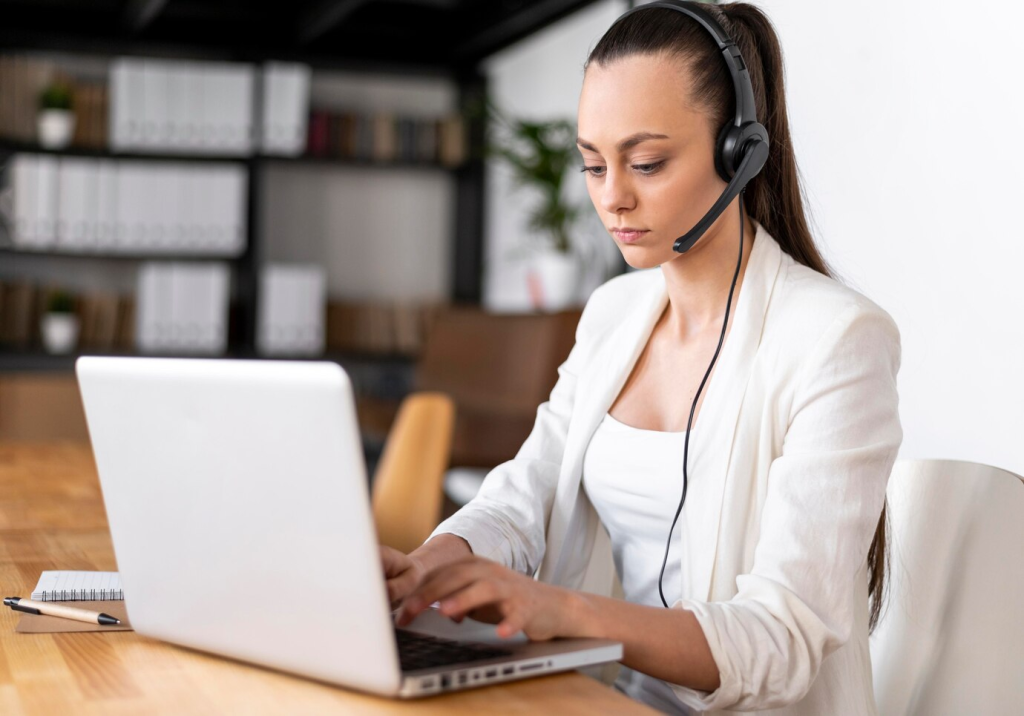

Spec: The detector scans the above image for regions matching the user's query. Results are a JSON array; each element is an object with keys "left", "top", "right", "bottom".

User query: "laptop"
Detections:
[{"left": 75, "top": 356, "right": 622, "bottom": 698}]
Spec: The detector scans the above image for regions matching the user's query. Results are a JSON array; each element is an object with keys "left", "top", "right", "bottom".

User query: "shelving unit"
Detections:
[
  {"left": 0, "top": 0, "right": 602, "bottom": 372},
  {"left": 0, "top": 135, "right": 466, "bottom": 367},
  {"left": 0, "top": 0, "right": 604, "bottom": 471}
]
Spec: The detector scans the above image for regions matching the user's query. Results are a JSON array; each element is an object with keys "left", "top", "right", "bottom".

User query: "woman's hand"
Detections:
[
  {"left": 394, "top": 555, "right": 575, "bottom": 641},
  {"left": 381, "top": 545, "right": 428, "bottom": 610}
]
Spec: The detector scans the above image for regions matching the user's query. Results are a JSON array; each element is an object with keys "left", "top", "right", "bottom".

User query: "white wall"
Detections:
[
  {"left": 758, "top": 0, "right": 1023, "bottom": 477},
  {"left": 481, "top": 0, "right": 628, "bottom": 313}
]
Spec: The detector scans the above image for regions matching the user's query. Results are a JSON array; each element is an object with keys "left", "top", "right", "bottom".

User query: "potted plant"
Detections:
[
  {"left": 476, "top": 96, "right": 585, "bottom": 311},
  {"left": 37, "top": 80, "right": 76, "bottom": 149},
  {"left": 40, "top": 289, "right": 79, "bottom": 354}
]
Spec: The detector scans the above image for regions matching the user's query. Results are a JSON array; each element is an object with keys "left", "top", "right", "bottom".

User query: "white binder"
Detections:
[
  {"left": 34, "top": 155, "right": 59, "bottom": 248},
  {"left": 181, "top": 61, "right": 205, "bottom": 151},
  {"left": 257, "top": 264, "right": 326, "bottom": 356},
  {"left": 164, "top": 63, "right": 190, "bottom": 150},
  {"left": 57, "top": 158, "right": 91, "bottom": 250},
  {"left": 11, "top": 154, "right": 37, "bottom": 247},
  {"left": 79, "top": 159, "right": 99, "bottom": 250},
  {"left": 261, "top": 62, "right": 311, "bottom": 156},
  {"left": 95, "top": 160, "right": 118, "bottom": 250},
  {"left": 219, "top": 165, "right": 247, "bottom": 255},
  {"left": 109, "top": 59, "right": 130, "bottom": 149},
  {"left": 136, "top": 262, "right": 161, "bottom": 351},
  {"left": 114, "top": 59, "right": 146, "bottom": 150},
  {"left": 200, "top": 64, "right": 224, "bottom": 152},
  {"left": 222, "top": 64, "right": 255, "bottom": 155},
  {"left": 141, "top": 59, "right": 170, "bottom": 149}
]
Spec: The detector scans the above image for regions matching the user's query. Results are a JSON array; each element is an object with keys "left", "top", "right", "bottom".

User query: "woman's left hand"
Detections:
[{"left": 394, "top": 555, "right": 575, "bottom": 641}]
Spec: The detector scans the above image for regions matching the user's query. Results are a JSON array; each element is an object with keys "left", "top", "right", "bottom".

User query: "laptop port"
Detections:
[
  {"left": 458, "top": 673, "right": 468, "bottom": 685},
  {"left": 440, "top": 674, "right": 451, "bottom": 689},
  {"left": 519, "top": 662, "right": 544, "bottom": 672},
  {"left": 485, "top": 668, "right": 497, "bottom": 678},
  {"left": 502, "top": 666, "right": 514, "bottom": 675},
  {"left": 422, "top": 678, "right": 435, "bottom": 688}
]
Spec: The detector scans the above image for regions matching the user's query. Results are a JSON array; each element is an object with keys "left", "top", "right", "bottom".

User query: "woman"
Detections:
[{"left": 383, "top": 2, "right": 902, "bottom": 714}]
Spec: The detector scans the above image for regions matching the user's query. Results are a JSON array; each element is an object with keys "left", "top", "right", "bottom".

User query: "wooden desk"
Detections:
[{"left": 0, "top": 442, "right": 653, "bottom": 714}]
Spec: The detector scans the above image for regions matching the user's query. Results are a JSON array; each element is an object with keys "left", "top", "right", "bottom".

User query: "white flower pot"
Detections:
[
  {"left": 530, "top": 250, "right": 580, "bottom": 312},
  {"left": 37, "top": 109, "right": 76, "bottom": 149},
  {"left": 41, "top": 313, "right": 80, "bottom": 354}
]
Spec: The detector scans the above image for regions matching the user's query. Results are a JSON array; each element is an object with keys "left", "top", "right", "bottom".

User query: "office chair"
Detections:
[
  {"left": 869, "top": 459, "right": 1024, "bottom": 716},
  {"left": 371, "top": 391, "right": 455, "bottom": 554},
  {"left": 414, "top": 305, "right": 581, "bottom": 509}
]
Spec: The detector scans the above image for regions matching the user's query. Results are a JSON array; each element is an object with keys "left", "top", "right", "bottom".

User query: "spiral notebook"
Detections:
[{"left": 31, "top": 571, "right": 123, "bottom": 601}]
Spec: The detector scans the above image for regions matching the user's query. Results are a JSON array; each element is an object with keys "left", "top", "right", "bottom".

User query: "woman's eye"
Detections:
[
  {"left": 579, "top": 162, "right": 664, "bottom": 177},
  {"left": 633, "top": 161, "right": 664, "bottom": 175}
]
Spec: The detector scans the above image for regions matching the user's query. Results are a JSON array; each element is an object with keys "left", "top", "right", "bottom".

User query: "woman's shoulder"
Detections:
[{"left": 768, "top": 253, "right": 901, "bottom": 363}]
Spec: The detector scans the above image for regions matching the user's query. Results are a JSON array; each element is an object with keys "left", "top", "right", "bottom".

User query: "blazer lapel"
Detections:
[
  {"left": 539, "top": 222, "right": 784, "bottom": 603},
  {"left": 678, "top": 224, "right": 782, "bottom": 601},
  {"left": 539, "top": 269, "right": 668, "bottom": 585}
]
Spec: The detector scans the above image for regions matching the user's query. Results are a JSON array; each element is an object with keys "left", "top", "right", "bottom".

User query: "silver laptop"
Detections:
[{"left": 76, "top": 356, "right": 622, "bottom": 698}]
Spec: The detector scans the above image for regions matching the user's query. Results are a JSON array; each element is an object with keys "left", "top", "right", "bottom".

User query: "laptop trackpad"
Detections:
[{"left": 397, "top": 606, "right": 529, "bottom": 645}]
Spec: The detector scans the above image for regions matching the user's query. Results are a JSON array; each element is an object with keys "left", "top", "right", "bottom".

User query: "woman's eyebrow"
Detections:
[{"left": 575, "top": 131, "right": 670, "bottom": 153}]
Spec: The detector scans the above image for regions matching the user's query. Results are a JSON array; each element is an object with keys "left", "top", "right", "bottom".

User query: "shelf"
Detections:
[
  {"left": 259, "top": 154, "right": 465, "bottom": 172},
  {"left": 0, "top": 139, "right": 251, "bottom": 164},
  {"left": 0, "top": 245, "right": 247, "bottom": 262},
  {"left": 0, "top": 348, "right": 417, "bottom": 373},
  {"left": 0, "top": 139, "right": 467, "bottom": 172}
]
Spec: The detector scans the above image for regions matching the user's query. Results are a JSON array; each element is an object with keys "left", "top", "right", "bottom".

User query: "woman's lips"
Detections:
[{"left": 612, "top": 229, "right": 649, "bottom": 243}]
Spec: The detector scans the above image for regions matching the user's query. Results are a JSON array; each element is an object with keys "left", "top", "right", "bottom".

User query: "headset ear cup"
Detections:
[{"left": 714, "top": 122, "right": 737, "bottom": 183}]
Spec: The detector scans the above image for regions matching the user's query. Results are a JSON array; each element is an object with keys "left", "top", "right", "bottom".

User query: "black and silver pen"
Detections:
[{"left": 4, "top": 596, "right": 121, "bottom": 625}]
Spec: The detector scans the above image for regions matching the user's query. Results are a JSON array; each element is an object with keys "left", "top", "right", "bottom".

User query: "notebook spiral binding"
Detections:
[{"left": 37, "top": 588, "right": 125, "bottom": 602}]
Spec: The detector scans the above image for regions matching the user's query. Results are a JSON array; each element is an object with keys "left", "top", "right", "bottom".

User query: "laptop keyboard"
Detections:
[{"left": 395, "top": 628, "right": 514, "bottom": 671}]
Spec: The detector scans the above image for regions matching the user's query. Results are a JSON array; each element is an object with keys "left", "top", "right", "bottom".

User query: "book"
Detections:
[{"left": 31, "top": 571, "right": 123, "bottom": 602}]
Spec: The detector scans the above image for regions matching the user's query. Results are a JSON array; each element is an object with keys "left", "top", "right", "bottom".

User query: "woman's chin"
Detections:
[{"left": 620, "top": 247, "right": 667, "bottom": 271}]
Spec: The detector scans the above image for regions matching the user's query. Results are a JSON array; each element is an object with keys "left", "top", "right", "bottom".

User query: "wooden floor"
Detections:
[{"left": 0, "top": 442, "right": 653, "bottom": 714}]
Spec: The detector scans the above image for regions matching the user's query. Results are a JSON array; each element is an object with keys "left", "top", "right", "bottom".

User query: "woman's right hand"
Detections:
[{"left": 381, "top": 545, "right": 427, "bottom": 610}]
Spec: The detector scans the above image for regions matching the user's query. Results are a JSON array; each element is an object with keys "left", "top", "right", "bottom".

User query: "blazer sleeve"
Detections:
[
  {"left": 422, "top": 297, "right": 595, "bottom": 576},
  {"left": 668, "top": 302, "right": 904, "bottom": 712}
]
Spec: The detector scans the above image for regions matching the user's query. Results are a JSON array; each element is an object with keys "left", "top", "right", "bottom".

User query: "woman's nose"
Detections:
[{"left": 599, "top": 167, "right": 636, "bottom": 214}]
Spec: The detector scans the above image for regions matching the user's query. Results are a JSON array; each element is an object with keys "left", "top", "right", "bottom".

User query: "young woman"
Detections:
[{"left": 382, "top": 3, "right": 902, "bottom": 714}]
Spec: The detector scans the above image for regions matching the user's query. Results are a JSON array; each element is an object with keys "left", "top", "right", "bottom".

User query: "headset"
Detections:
[{"left": 612, "top": 0, "right": 770, "bottom": 608}]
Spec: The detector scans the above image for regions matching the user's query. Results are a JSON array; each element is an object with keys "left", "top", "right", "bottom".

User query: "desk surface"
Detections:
[{"left": 0, "top": 442, "right": 654, "bottom": 715}]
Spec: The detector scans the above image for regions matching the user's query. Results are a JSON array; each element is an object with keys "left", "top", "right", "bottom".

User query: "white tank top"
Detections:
[{"left": 581, "top": 411, "right": 695, "bottom": 715}]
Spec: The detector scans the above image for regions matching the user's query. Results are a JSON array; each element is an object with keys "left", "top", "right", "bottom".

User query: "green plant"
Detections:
[
  {"left": 474, "top": 95, "right": 581, "bottom": 254},
  {"left": 46, "top": 290, "right": 75, "bottom": 314},
  {"left": 39, "top": 81, "right": 73, "bottom": 111}
]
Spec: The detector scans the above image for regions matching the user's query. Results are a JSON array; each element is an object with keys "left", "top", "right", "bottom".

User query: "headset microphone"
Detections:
[{"left": 672, "top": 137, "right": 768, "bottom": 254}]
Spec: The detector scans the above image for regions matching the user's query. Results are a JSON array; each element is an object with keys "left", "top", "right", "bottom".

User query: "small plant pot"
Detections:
[
  {"left": 41, "top": 313, "right": 80, "bottom": 354},
  {"left": 529, "top": 250, "right": 580, "bottom": 312},
  {"left": 37, "top": 109, "right": 76, "bottom": 149}
]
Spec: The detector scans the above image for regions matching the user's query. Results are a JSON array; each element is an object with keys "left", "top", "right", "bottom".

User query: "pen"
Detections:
[{"left": 4, "top": 597, "right": 121, "bottom": 626}]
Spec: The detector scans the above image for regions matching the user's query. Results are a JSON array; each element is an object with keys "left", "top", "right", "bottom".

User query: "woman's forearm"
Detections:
[
  {"left": 562, "top": 589, "right": 721, "bottom": 693},
  {"left": 409, "top": 533, "right": 473, "bottom": 573}
]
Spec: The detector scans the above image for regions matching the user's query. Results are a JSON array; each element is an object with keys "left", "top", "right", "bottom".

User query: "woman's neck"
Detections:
[{"left": 658, "top": 210, "right": 756, "bottom": 340}]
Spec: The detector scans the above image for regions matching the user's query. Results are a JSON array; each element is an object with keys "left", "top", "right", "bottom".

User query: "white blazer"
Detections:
[{"left": 428, "top": 220, "right": 903, "bottom": 715}]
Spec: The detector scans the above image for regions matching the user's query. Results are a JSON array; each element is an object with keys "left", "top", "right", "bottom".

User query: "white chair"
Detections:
[
  {"left": 443, "top": 466, "right": 488, "bottom": 507},
  {"left": 870, "top": 459, "right": 1024, "bottom": 715}
]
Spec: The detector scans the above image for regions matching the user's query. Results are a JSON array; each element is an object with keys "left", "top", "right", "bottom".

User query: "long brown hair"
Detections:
[{"left": 585, "top": 2, "right": 889, "bottom": 633}]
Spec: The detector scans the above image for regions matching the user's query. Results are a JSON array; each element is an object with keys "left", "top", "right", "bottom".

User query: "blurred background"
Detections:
[{"left": 0, "top": 0, "right": 1021, "bottom": 499}]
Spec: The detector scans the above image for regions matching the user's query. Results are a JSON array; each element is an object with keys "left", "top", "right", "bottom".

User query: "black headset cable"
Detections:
[{"left": 658, "top": 190, "right": 747, "bottom": 608}]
